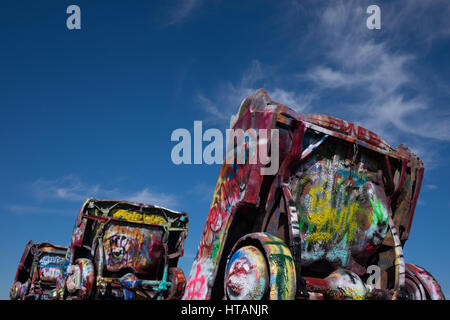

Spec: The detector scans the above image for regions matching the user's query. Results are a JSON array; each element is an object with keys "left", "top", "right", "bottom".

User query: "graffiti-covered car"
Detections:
[
  {"left": 183, "top": 88, "right": 445, "bottom": 300},
  {"left": 54, "top": 198, "right": 189, "bottom": 300},
  {"left": 10, "top": 241, "right": 67, "bottom": 300}
]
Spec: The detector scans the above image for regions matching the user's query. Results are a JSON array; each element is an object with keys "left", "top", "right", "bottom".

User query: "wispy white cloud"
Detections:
[
  {"left": 196, "top": 83, "right": 253, "bottom": 123},
  {"left": 382, "top": 0, "right": 450, "bottom": 46},
  {"left": 165, "top": 0, "right": 204, "bottom": 26},
  {"left": 126, "top": 188, "right": 177, "bottom": 207},
  {"left": 187, "top": 182, "right": 215, "bottom": 202},
  {"left": 292, "top": 1, "right": 450, "bottom": 147},
  {"left": 196, "top": 93, "right": 231, "bottom": 122},
  {"left": 30, "top": 175, "right": 178, "bottom": 208},
  {"left": 196, "top": 1, "right": 450, "bottom": 168},
  {"left": 31, "top": 175, "right": 100, "bottom": 202},
  {"left": 197, "top": 60, "right": 314, "bottom": 122},
  {"left": 270, "top": 88, "right": 315, "bottom": 113}
]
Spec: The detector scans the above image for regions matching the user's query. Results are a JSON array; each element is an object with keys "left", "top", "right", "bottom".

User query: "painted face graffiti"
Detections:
[{"left": 103, "top": 224, "right": 162, "bottom": 274}]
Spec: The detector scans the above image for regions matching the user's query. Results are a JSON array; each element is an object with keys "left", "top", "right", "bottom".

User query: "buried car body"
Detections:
[
  {"left": 51, "top": 198, "right": 189, "bottom": 300},
  {"left": 183, "top": 88, "right": 445, "bottom": 300},
  {"left": 10, "top": 241, "right": 67, "bottom": 300}
]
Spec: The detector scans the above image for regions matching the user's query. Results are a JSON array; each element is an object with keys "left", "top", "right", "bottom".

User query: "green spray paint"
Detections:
[{"left": 269, "top": 253, "right": 293, "bottom": 299}]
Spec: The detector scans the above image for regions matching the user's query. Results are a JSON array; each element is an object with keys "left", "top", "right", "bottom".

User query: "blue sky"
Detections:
[{"left": 1, "top": 0, "right": 449, "bottom": 299}]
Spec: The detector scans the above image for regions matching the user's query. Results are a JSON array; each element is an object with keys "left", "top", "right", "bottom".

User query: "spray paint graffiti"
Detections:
[
  {"left": 225, "top": 246, "right": 268, "bottom": 300},
  {"left": 60, "top": 198, "right": 189, "bottom": 300},
  {"left": 183, "top": 88, "right": 444, "bottom": 300},
  {"left": 10, "top": 241, "right": 67, "bottom": 300},
  {"left": 112, "top": 209, "right": 167, "bottom": 225},
  {"left": 225, "top": 232, "right": 297, "bottom": 300},
  {"left": 291, "top": 155, "right": 390, "bottom": 267},
  {"left": 103, "top": 224, "right": 162, "bottom": 273},
  {"left": 305, "top": 269, "right": 367, "bottom": 300},
  {"left": 184, "top": 258, "right": 214, "bottom": 300},
  {"left": 10, "top": 88, "right": 445, "bottom": 300},
  {"left": 198, "top": 161, "right": 252, "bottom": 260},
  {"left": 39, "top": 255, "right": 64, "bottom": 281},
  {"left": 184, "top": 90, "right": 278, "bottom": 300}
]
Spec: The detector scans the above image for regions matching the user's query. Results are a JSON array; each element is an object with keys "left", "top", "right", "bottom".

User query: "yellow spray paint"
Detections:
[
  {"left": 112, "top": 209, "right": 167, "bottom": 225},
  {"left": 305, "top": 185, "right": 359, "bottom": 245}
]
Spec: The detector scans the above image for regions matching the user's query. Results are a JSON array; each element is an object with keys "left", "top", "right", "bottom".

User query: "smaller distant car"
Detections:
[
  {"left": 10, "top": 241, "right": 68, "bottom": 300},
  {"left": 53, "top": 198, "right": 189, "bottom": 300}
]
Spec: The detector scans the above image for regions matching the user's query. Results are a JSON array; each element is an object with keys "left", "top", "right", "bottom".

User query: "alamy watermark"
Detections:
[
  {"left": 170, "top": 121, "right": 280, "bottom": 175},
  {"left": 366, "top": 5, "right": 381, "bottom": 30},
  {"left": 66, "top": 5, "right": 81, "bottom": 30},
  {"left": 64, "top": 4, "right": 379, "bottom": 31}
]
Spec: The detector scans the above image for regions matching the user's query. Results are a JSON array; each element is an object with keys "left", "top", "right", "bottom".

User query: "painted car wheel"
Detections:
[
  {"left": 66, "top": 258, "right": 95, "bottom": 300},
  {"left": 226, "top": 233, "right": 296, "bottom": 300},
  {"left": 405, "top": 263, "right": 445, "bottom": 300},
  {"left": 225, "top": 245, "right": 269, "bottom": 300},
  {"left": 10, "top": 281, "right": 26, "bottom": 300},
  {"left": 404, "top": 272, "right": 426, "bottom": 300},
  {"left": 165, "top": 267, "right": 187, "bottom": 300}
]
